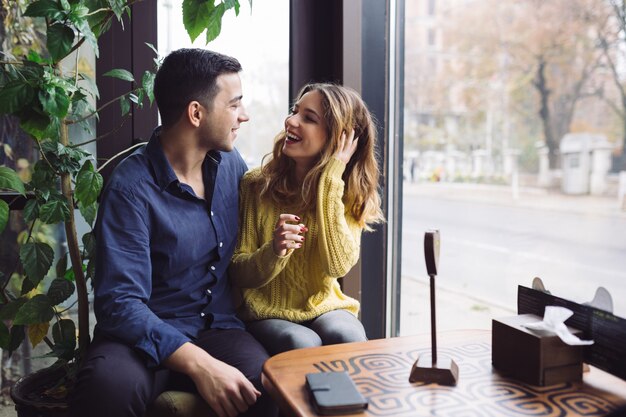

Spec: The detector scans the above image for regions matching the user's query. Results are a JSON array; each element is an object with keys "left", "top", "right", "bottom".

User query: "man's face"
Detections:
[{"left": 200, "top": 72, "right": 249, "bottom": 152}]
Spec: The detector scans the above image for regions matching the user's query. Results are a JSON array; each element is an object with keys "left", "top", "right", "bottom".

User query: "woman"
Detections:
[{"left": 229, "top": 83, "right": 384, "bottom": 355}]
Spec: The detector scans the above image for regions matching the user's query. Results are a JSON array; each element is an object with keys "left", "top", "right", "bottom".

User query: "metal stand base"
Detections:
[{"left": 409, "top": 355, "right": 459, "bottom": 386}]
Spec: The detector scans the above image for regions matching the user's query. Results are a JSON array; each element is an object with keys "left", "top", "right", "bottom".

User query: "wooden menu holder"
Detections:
[{"left": 409, "top": 230, "right": 459, "bottom": 386}]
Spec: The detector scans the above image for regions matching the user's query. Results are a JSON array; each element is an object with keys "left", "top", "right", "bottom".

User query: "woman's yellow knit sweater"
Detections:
[{"left": 229, "top": 158, "right": 362, "bottom": 323}]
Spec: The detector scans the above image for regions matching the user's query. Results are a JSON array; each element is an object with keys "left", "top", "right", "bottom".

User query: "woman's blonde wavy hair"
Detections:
[{"left": 258, "top": 83, "right": 384, "bottom": 229}]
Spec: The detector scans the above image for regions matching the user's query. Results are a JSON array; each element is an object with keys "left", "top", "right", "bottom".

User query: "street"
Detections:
[{"left": 399, "top": 183, "right": 626, "bottom": 335}]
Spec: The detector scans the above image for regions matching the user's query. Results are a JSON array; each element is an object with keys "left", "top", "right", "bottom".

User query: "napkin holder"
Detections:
[{"left": 492, "top": 314, "right": 583, "bottom": 386}]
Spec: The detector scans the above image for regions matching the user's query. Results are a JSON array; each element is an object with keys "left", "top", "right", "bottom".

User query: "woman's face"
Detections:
[{"left": 282, "top": 90, "right": 328, "bottom": 168}]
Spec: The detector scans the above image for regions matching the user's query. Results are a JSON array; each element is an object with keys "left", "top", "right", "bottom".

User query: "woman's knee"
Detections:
[
  {"left": 279, "top": 327, "right": 323, "bottom": 350},
  {"left": 248, "top": 320, "right": 322, "bottom": 354},
  {"left": 312, "top": 310, "right": 367, "bottom": 345}
]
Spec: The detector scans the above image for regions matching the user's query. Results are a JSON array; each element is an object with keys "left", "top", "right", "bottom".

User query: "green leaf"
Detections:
[
  {"left": 183, "top": 0, "right": 215, "bottom": 43},
  {"left": 108, "top": 0, "right": 126, "bottom": 20},
  {"left": 52, "top": 319, "right": 76, "bottom": 360},
  {"left": 145, "top": 42, "right": 159, "bottom": 57},
  {"left": 21, "top": 277, "right": 36, "bottom": 295},
  {"left": 206, "top": 3, "right": 226, "bottom": 44},
  {"left": 27, "top": 50, "right": 46, "bottom": 64},
  {"left": 70, "top": 8, "right": 99, "bottom": 57},
  {"left": 78, "top": 200, "right": 97, "bottom": 227},
  {"left": 63, "top": 261, "right": 86, "bottom": 283},
  {"left": 82, "top": 231, "right": 96, "bottom": 259},
  {"left": 224, "top": 0, "right": 239, "bottom": 15},
  {"left": 19, "top": 109, "right": 52, "bottom": 141},
  {"left": 23, "top": 0, "right": 64, "bottom": 20},
  {"left": 14, "top": 295, "right": 55, "bottom": 325},
  {"left": 55, "top": 254, "right": 68, "bottom": 280},
  {"left": 8, "top": 325, "right": 25, "bottom": 355},
  {"left": 0, "top": 200, "right": 7, "bottom": 234},
  {"left": 86, "top": 259, "right": 95, "bottom": 281},
  {"left": 39, "top": 86, "right": 71, "bottom": 118},
  {"left": 0, "top": 322, "right": 9, "bottom": 350},
  {"left": 0, "top": 166, "right": 26, "bottom": 194},
  {"left": 103, "top": 69, "right": 134, "bottom": 82},
  {"left": 41, "top": 142, "right": 85, "bottom": 174},
  {"left": 120, "top": 95, "right": 131, "bottom": 116},
  {"left": 134, "top": 89, "right": 145, "bottom": 108},
  {"left": 76, "top": 161, "right": 103, "bottom": 206},
  {"left": 52, "top": 319, "right": 75, "bottom": 346},
  {"left": 0, "top": 81, "right": 35, "bottom": 114},
  {"left": 30, "top": 160, "right": 56, "bottom": 190},
  {"left": 142, "top": 71, "right": 155, "bottom": 105},
  {"left": 69, "top": 3, "right": 89, "bottom": 18},
  {"left": 20, "top": 242, "right": 54, "bottom": 286},
  {"left": 23, "top": 199, "right": 39, "bottom": 223},
  {"left": 39, "top": 195, "right": 71, "bottom": 224},
  {"left": 47, "top": 278, "right": 75, "bottom": 305},
  {"left": 0, "top": 298, "right": 27, "bottom": 320},
  {"left": 60, "top": 0, "right": 71, "bottom": 11},
  {"left": 47, "top": 23, "right": 75, "bottom": 62}
]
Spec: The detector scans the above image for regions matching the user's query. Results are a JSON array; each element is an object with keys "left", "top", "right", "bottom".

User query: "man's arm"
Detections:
[
  {"left": 164, "top": 342, "right": 260, "bottom": 417},
  {"left": 94, "top": 185, "right": 190, "bottom": 366}
]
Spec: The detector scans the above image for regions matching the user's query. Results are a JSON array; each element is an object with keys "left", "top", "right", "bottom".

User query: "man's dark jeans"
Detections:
[{"left": 69, "top": 328, "right": 277, "bottom": 417}]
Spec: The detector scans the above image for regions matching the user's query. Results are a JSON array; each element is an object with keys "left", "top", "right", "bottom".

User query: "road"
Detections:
[{"left": 399, "top": 187, "right": 626, "bottom": 328}]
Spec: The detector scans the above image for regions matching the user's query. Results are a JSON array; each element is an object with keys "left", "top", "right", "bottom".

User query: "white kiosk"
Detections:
[{"left": 560, "top": 133, "right": 612, "bottom": 195}]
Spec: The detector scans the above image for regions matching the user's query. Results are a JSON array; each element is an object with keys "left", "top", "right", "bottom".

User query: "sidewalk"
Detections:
[{"left": 404, "top": 181, "right": 626, "bottom": 218}]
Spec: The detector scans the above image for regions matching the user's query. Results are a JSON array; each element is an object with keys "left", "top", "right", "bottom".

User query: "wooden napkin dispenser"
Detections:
[{"left": 492, "top": 314, "right": 583, "bottom": 386}]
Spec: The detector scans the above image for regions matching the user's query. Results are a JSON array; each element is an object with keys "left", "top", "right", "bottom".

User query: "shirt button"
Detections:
[
  {"left": 219, "top": 242, "right": 223, "bottom": 248},
  {"left": 206, "top": 289, "right": 212, "bottom": 295},
  {"left": 210, "top": 210, "right": 214, "bottom": 216},
  {"left": 210, "top": 265, "right": 216, "bottom": 271},
  {"left": 200, "top": 312, "right": 206, "bottom": 317}
]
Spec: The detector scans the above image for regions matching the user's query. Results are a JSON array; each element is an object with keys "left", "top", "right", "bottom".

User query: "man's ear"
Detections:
[{"left": 187, "top": 101, "right": 203, "bottom": 127}]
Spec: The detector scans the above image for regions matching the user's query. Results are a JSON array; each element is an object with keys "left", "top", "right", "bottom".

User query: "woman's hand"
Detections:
[
  {"left": 273, "top": 213, "right": 308, "bottom": 257},
  {"left": 335, "top": 130, "right": 359, "bottom": 164}
]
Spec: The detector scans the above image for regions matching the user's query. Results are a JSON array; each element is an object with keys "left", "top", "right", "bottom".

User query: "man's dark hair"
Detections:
[{"left": 154, "top": 48, "right": 242, "bottom": 128}]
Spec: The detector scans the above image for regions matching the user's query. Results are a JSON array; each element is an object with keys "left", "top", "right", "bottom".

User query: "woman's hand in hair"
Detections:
[
  {"left": 272, "top": 213, "right": 308, "bottom": 257},
  {"left": 335, "top": 130, "right": 359, "bottom": 164}
]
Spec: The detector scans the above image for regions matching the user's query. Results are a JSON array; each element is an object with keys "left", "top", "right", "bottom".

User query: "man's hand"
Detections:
[{"left": 164, "top": 343, "right": 260, "bottom": 417}]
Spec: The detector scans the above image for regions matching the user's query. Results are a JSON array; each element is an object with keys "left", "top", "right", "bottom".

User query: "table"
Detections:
[{"left": 261, "top": 330, "right": 626, "bottom": 417}]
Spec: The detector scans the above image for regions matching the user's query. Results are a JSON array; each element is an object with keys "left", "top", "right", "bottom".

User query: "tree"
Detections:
[
  {"left": 595, "top": 0, "right": 626, "bottom": 169},
  {"left": 441, "top": 0, "right": 604, "bottom": 168}
]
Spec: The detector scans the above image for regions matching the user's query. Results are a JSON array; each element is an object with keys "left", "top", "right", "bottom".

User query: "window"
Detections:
[
  {"left": 428, "top": 0, "right": 436, "bottom": 16},
  {"left": 399, "top": 0, "right": 626, "bottom": 335},
  {"left": 427, "top": 28, "right": 436, "bottom": 47}
]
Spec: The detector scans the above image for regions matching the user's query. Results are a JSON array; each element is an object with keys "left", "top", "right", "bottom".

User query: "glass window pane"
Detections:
[{"left": 401, "top": 0, "right": 626, "bottom": 335}]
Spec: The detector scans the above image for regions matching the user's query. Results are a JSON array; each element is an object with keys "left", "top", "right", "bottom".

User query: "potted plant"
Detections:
[{"left": 0, "top": 0, "right": 244, "bottom": 415}]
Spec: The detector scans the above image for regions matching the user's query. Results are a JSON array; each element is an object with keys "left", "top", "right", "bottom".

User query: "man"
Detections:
[{"left": 70, "top": 49, "right": 276, "bottom": 417}]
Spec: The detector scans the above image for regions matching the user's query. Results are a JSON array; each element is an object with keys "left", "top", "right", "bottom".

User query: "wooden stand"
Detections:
[
  {"left": 409, "top": 231, "right": 459, "bottom": 386},
  {"left": 408, "top": 275, "right": 459, "bottom": 385},
  {"left": 410, "top": 355, "right": 459, "bottom": 386}
]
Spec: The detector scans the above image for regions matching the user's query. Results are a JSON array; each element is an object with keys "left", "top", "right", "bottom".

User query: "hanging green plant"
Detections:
[{"left": 0, "top": 0, "right": 247, "bottom": 412}]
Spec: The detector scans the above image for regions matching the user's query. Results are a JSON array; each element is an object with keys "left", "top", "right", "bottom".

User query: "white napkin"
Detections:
[{"left": 522, "top": 306, "right": 594, "bottom": 346}]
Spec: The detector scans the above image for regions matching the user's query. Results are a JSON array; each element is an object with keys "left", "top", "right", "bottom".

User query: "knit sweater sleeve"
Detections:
[
  {"left": 229, "top": 170, "right": 293, "bottom": 289},
  {"left": 316, "top": 157, "right": 363, "bottom": 277}
]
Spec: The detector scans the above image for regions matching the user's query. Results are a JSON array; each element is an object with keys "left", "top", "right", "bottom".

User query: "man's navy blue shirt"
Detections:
[{"left": 94, "top": 128, "right": 246, "bottom": 367}]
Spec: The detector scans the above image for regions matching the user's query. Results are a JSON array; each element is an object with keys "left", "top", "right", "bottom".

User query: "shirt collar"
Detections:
[
  {"left": 146, "top": 127, "right": 179, "bottom": 191},
  {"left": 145, "top": 127, "right": 224, "bottom": 191}
]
